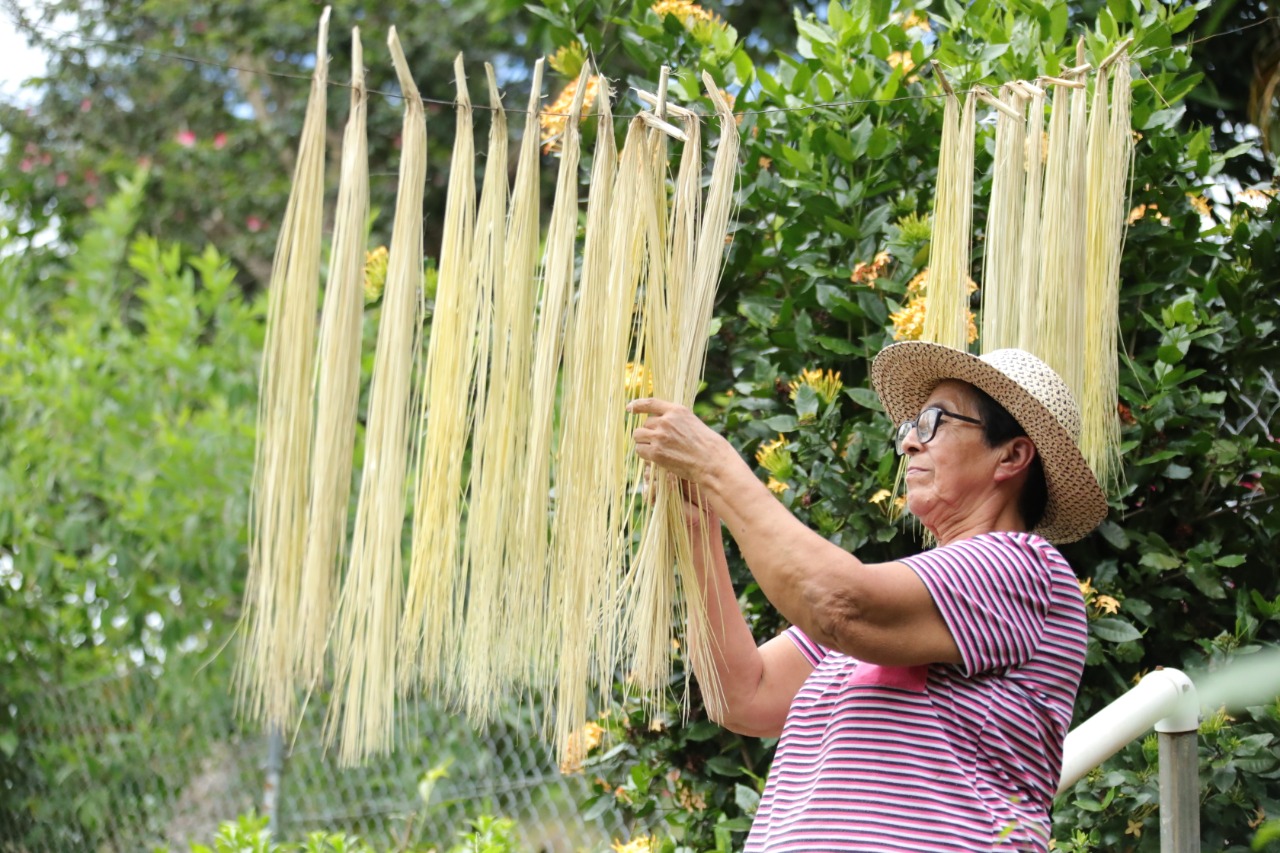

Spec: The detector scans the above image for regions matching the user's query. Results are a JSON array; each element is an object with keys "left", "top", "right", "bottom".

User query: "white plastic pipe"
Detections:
[{"left": 1057, "top": 667, "right": 1197, "bottom": 794}]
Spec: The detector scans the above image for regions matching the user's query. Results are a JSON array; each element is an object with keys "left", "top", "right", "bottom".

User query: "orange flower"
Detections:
[{"left": 540, "top": 75, "right": 603, "bottom": 153}]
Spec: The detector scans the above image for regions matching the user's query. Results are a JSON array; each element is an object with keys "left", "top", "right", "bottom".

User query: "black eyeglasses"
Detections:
[{"left": 894, "top": 407, "right": 983, "bottom": 455}]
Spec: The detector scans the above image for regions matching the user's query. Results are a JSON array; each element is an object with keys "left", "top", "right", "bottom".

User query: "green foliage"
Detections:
[
  {"left": 541, "top": 1, "right": 1280, "bottom": 851},
  {"left": 172, "top": 810, "right": 523, "bottom": 853},
  {"left": 0, "top": 169, "right": 261, "bottom": 846}
]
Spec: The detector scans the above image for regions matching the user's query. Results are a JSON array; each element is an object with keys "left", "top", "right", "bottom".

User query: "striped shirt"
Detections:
[{"left": 744, "top": 532, "right": 1086, "bottom": 852}]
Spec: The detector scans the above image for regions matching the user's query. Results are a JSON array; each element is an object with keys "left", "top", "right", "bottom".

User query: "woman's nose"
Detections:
[{"left": 899, "top": 424, "right": 923, "bottom": 454}]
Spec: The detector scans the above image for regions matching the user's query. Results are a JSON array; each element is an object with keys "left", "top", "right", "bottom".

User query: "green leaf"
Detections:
[
  {"left": 796, "top": 18, "right": 835, "bottom": 46},
  {"left": 734, "top": 783, "right": 761, "bottom": 813},
  {"left": 845, "top": 387, "right": 882, "bottom": 410},
  {"left": 813, "top": 335, "right": 858, "bottom": 354},
  {"left": 1097, "top": 520, "right": 1130, "bottom": 550},
  {"left": 1140, "top": 551, "right": 1182, "bottom": 571},
  {"left": 705, "top": 755, "right": 745, "bottom": 776},
  {"left": 1214, "top": 554, "right": 1246, "bottom": 568},
  {"left": 762, "top": 415, "right": 800, "bottom": 432},
  {"left": 1090, "top": 617, "right": 1143, "bottom": 643},
  {"left": 1164, "top": 462, "right": 1192, "bottom": 480}
]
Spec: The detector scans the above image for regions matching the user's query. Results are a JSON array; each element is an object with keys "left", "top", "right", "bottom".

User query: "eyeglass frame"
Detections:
[{"left": 894, "top": 406, "right": 984, "bottom": 455}]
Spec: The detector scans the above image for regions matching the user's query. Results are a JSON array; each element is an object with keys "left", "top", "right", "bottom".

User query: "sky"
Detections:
[{"left": 0, "top": 8, "right": 46, "bottom": 104}]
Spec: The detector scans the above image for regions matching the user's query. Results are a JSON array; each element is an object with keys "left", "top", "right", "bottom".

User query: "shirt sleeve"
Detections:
[
  {"left": 782, "top": 625, "right": 830, "bottom": 667},
  {"left": 901, "top": 534, "right": 1052, "bottom": 677}
]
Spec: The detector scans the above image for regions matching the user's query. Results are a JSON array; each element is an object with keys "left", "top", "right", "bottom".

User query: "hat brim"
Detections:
[{"left": 871, "top": 341, "right": 1107, "bottom": 544}]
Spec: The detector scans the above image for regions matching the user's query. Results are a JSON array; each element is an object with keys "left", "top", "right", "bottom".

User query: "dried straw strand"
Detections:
[
  {"left": 325, "top": 26, "right": 425, "bottom": 765},
  {"left": 979, "top": 84, "right": 1026, "bottom": 353},
  {"left": 1034, "top": 79, "right": 1086, "bottom": 395},
  {"left": 1081, "top": 55, "right": 1132, "bottom": 489},
  {"left": 399, "top": 53, "right": 477, "bottom": 696},
  {"left": 923, "top": 89, "right": 976, "bottom": 350},
  {"left": 458, "top": 60, "right": 545, "bottom": 722},
  {"left": 235, "top": 6, "right": 329, "bottom": 730},
  {"left": 296, "top": 26, "right": 368, "bottom": 692},
  {"left": 1016, "top": 87, "right": 1047, "bottom": 353},
  {"left": 512, "top": 64, "right": 590, "bottom": 692},
  {"left": 544, "top": 79, "right": 617, "bottom": 716}
]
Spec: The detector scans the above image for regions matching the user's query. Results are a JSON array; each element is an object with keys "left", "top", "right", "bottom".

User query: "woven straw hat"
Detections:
[{"left": 870, "top": 342, "right": 1107, "bottom": 544}]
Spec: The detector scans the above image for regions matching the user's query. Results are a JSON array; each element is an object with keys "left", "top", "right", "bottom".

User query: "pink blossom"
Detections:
[
  {"left": 80, "top": 98, "right": 92, "bottom": 113},
  {"left": 175, "top": 129, "right": 197, "bottom": 148},
  {"left": 39, "top": 152, "right": 51, "bottom": 165},
  {"left": 137, "top": 156, "right": 152, "bottom": 169},
  {"left": 84, "top": 169, "right": 99, "bottom": 187},
  {"left": 19, "top": 157, "right": 34, "bottom": 173},
  {"left": 213, "top": 132, "right": 227, "bottom": 150},
  {"left": 85, "top": 194, "right": 98, "bottom": 208},
  {"left": 246, "top": 215, "right": 263, "bottom": 232},
  {"left": 55, "top": 172, "right": 68, "bottom": 187}
]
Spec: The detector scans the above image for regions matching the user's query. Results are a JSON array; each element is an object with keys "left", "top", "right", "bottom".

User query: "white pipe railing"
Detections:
[{"left": 1058, "top": 667, "right": 1198, "bottom": 794}]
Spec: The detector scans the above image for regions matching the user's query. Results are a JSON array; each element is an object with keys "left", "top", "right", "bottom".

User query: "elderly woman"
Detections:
[{"left": 629, "top": 342, "right": 1108, "bottom": 852}]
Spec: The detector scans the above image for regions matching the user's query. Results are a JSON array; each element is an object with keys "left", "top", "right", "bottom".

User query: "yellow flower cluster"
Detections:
[
  {"left": 539, "top": 74, "right": 603, "bottom": 153},
  {"left": 888, "top": 267, "right": 978, "bottom": 344},
  {"left": 651, "top": 0, "right": 721, "bottom": 27},
  {"left": 869, "top": 488, "right": 907, "bottom": 517},
  {"left": 611, "top": 836, "right": 658, "bottom": 853},
  {"left": 363, "top": 246, "right": 389, "bottom": 302},
  {"left": 850, "top": 250, "right": 891, "bottom": 286},
  {"left": 1077, "top": 577, "right": 1120, "bottom": 616},
  {"left": 790, "top": 368, "right": 844, "bottom": 405},
  {"left": 624, "top": 361, "right": 654, "bottom": 397},
  {"left": 755, "top": 434, "right": 791, "bottom": 475},
  {"left": 558, "top": 721, "right": 605, "bottom": 775}
]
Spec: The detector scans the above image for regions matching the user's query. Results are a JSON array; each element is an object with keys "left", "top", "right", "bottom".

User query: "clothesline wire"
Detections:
[{"left": 11, "top": 16, "right": 1270, "bottom": 118}]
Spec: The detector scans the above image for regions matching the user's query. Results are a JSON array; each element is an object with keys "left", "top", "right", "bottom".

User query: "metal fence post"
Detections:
[
  {"left": 1157, "top": 730, "right": 1199, "bottom": 853},
  {"left": 1154, "top": 669, "right": 1200, "bottom": 853},
  {"left": 264, "top": 725, "right": 285, "bottom": 836}
]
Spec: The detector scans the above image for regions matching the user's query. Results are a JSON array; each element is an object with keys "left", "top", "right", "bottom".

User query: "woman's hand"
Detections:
[{"left": 629, "top": 398, "right": 732, "bottom": 487}]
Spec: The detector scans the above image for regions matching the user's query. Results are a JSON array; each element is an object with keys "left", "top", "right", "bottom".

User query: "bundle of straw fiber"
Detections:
[
  {"left": 296, "top": 27, "right": 368, "bottom": 693},
  {"left": 1016, "top": 82, "right": 1047, "bottom": 354},
  {"left": 325, "top": 27, "right": 425, "bottom": 765},
  {"left": 627, "top": 76, "right": 739, "bottom": 722},
  {"left": 1034, "top": 73, "right": 1088, "bottom": 401},
  {"left": 546, "top": 81, "right": 618, "bottom": 747},
  {"left": 457, "top": 60, "right": 544, "bottom": 722},
  {"left": 1080, "top": 52, "right": 1132, "bottom": 488},
  {"left": 399, "top": 54, "right": 477, "bottom": 698},
  {"left": 922, "top": 72, "right": 976, "bottom": 352},
  {"left": 552, "top": 115, "right": 656, "bottom": 761},
  {"left": 235, "top": 6, "right": 329, "bottom": 731},
  {"left": 979, "top": 84, "right": 1026, "bottom": 352},
  {"left": 513, "top": 64, "right": 592, "bottom": 694}
]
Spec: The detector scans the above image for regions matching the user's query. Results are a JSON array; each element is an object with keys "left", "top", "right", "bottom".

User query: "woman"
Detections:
[{"left": 628, "top": 342, "right": 1108, "bottom": 852}]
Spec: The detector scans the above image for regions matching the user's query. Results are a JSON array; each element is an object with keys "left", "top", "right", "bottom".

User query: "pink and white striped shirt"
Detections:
[{"left": 744, "top": 532, "right": 1086, "bottom": 852}]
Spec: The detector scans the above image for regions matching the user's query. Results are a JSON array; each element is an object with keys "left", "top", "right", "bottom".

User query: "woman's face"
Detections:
[{"left": 899, "top": 380, "right": 1003, "bottom": 532}]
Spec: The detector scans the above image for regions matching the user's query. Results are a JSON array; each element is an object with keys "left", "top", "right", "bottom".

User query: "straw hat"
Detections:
[{"left": 870, "top": 342, "right": 1107, "bottom": 544}]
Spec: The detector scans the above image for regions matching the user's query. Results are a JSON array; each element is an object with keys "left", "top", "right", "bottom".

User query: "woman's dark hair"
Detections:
[{"left": 970, "top": 385, "right": 1048, "bottom": 530}]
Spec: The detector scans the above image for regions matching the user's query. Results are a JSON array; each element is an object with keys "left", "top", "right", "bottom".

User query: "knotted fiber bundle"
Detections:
[
  {"left": 296, "top": 27, "right": 368, "bottom": 692},
  {"left": 325, "top": 28, "right": 425, "bottom": 765},
  {"left": 235, "top": 6, "right": 329, "bottom": 731}
]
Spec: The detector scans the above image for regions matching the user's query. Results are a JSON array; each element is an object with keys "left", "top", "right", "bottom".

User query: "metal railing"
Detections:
[{"left": 1057, "top": 668, "right": 1201, "bottom": 853}]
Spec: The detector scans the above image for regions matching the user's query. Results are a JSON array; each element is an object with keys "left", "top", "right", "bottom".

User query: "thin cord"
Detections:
[{"left": 9, "top": 16, "right": 1272, "bottom": 118}]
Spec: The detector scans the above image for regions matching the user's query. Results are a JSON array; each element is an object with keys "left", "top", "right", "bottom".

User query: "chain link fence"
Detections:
[{"left": 1, "top": 654, "right": 634, "bottom": 852}]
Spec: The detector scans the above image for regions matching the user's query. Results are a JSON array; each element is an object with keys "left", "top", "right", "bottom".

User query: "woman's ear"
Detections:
[{"left": 993, "top": 436, "right": 1037, "bottom": 483}]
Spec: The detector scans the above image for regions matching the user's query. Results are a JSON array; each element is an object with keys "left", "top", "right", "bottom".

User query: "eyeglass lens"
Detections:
[{"left": 895, "top": 407, "right": 940, "bottom": 454}]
